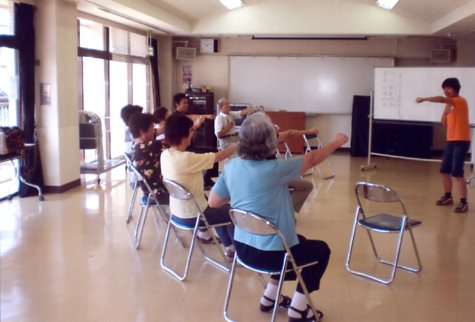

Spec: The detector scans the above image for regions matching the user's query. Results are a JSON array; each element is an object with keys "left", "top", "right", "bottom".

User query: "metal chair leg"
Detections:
[{"left": 126, "top": 182, "right": 138, "bottom": 224}]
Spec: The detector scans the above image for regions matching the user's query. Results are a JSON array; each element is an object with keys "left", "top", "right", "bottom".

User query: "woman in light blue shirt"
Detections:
[{"left": 209, "top": 112, "right": 348, "bottom": 322}]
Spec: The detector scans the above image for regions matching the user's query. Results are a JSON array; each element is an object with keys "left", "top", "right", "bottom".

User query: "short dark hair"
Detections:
[
  {"left": 164, "top": 113, "right": 193, "bottom": 146},
  {"left": 442, "top": 78, "right": 461, "bottom": 94},
  {"left": 128, "top": 113, "right": 155, "bottom": 138},
  {"left": 153, "top": 106, "right": 169, "bottom": 123},
  {"left": 173, "top": 93, "right": 188, "bottom": 109},
  {"left": 120, "top": 104, "right": 143, "bottom": 125}
]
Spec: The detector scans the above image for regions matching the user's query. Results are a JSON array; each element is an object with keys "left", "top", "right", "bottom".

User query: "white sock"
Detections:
[
  {"left": 288, "top": 292, "right": 313, "bottom": 318},
  {"left": 197, "top": 230, "right": 211, "bottom": 240},
  {"left": 260, "top": 282, "right": 278, "bottom": 305}
]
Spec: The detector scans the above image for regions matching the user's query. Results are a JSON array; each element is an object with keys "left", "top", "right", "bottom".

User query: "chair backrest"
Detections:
[
  {"left": 303, "top": 133, "right": 318, "bottom": 140},
  {"left": 229, "top": 208, "right": 292, "bottom": 252},
  {"left": 162, "top": 178, "right": 193, "bottom": 201},
  {"left": 126, "top": 156, "right": 155, "bottom": 195},
  {"left": 124, "top": 152, "right": 133, "bottom": 167},
  {"left": 355, "top": 181, "right": 408, "bottom": 214}
]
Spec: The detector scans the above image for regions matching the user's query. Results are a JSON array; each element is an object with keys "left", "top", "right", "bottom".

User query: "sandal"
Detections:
[
  {"left": 259, "top": 295, "right": 291, "bottom": 312},
  {"left": 288, "top": 305, "right": 324, "bottom": 322}
]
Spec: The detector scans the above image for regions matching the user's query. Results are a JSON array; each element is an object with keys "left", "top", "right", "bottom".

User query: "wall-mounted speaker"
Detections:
[{"left": 176, "top": 47, "right": 196, "bottom": 60}]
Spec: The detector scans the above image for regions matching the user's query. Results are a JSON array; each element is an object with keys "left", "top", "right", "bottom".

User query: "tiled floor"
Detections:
[{"left": 1, "top": 154, "right": 474, "bottom": 322}]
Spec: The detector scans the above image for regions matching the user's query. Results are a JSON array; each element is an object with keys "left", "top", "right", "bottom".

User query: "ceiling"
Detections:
[{"left": 77, "top": 0, "right": 475, "bottom": 38}]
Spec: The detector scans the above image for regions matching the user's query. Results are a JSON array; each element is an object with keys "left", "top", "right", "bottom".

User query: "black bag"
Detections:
[{"left": 1, "top": 126, "right": 24, "bottom": 155}]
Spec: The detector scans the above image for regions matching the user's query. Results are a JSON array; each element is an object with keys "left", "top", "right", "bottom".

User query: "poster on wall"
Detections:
[{"left": 182, "top": 65, "right": 192, "bottom": 86}]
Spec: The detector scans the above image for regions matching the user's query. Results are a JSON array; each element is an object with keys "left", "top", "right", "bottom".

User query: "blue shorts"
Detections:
[{"left": 440, "top": 141, "right": 470, "bottom": 177}]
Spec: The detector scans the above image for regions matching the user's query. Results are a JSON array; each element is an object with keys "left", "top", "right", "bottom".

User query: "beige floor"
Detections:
[{"left": 1, "top": 153, "right": 474, "bottom": 322}]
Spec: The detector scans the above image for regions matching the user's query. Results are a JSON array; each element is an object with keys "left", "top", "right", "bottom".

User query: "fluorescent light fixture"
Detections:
[
  {"left": 377, "top": 0, "right": 399, "bottom": 10},
  {"left": 219, "top": 0, "right": 244, "bottom": 10}
]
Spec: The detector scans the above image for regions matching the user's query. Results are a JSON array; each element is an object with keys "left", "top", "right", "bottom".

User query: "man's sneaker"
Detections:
[
  {"left": 436, "top": 195, "right": 453, "bottom": 206},
  {"left": 454, "top": 202, "right": 468, "bottom": 213}
]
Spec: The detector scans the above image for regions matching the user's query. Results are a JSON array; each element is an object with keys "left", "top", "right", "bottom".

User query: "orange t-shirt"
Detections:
[{"left": 446, "top": 96, "right": 470, "bottom": 141}]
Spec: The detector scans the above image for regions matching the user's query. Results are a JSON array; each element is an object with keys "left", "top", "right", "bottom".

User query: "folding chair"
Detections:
[
  {"left": 224, "top": 209, "right": 320, "bottom": 322},
  {"left": 275, "top": 141, "right": 292, "bottom": 160},
  {"left": 126, "top": 161, "right": 171, "bottom": 250},
  {"left": 345, "top": 181, "right": 423, "bottom": 284},
  {"left": 123, "top": 153, "right": 140, "bottom": 224},
  {"left": 160, "top": 178, "right": 231, "bottom": 281},
  {"left": 302, "top": 134, "right": 335, "bottom": 179}
]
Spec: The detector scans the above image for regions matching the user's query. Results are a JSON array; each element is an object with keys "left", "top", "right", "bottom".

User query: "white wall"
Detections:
[{"left": 172, "top": 36, "right": 474, "bottom": 150}]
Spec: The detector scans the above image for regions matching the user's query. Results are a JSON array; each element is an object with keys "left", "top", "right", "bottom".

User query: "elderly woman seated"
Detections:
[
  {"left": 208, "top": 112, "right": 348, "bottom": 322},
  {"left": 160, "top": 113, "right": 236, "bottom": 259},
  {"left": 128, "top": 112, "right": 169, "bottom": 205}
]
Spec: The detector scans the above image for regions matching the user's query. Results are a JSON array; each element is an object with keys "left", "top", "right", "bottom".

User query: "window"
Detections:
[
  {"left": 0, "top": 0, "right": 19, "bottom": 199},
  {"left": 0, "top": 47, "right": 18, "bottom": 127},
  {"left": 0, "top": 0, "right": 14, "bottom": 36},
  {"left": 78, "top": 19, "right": 151, "bottom": 160}
]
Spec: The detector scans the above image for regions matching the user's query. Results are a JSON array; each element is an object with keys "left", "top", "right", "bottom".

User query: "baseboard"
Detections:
[{"left": 44, "top": 178, "right": 81, "bottom": 193}]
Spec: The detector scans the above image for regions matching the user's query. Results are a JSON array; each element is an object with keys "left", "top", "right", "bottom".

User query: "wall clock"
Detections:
[{"left": 200, "top": 38, "right": 218, "bottom": 53}]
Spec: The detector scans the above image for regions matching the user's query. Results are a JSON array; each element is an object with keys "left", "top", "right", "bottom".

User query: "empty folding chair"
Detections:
[
  {"left": 224, "top": 209, "right": 321, "bottom": 322},
  {"left": 160, "top": 178, "right": 231, "bottom": 281},
  {"left": 275, "top": 141, "right": 292, "bottom": 160},
  {"left": 345, "top": 181, "right": 423, "bottom": 284},
  {"left": 302, "top": 133, "right": 335, "bottom": 179}
]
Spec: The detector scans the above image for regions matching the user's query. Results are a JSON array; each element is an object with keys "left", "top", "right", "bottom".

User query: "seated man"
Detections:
[
  {"left": 173, "top": 92, "right": 214, "bottom": 130},
  {"left": 160, "top": 113, "right": 236, "bottom": 258},
  {"left": 128, "top": 113, "right": 169, "bottom": 205},
  {"left": 209, "top": 112, "right": 348, "bottom": 322},
  {"left": 173, "top": 92, "right": 216, "bottom": 188},
  {"left": 214, "top": 98, "right": 258, "bottom": 150}
]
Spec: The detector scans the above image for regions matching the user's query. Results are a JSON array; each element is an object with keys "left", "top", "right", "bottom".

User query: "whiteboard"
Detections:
[
  {"left": 374, "top": 67, "right": 475, "bottom": 123},
  {"left": 229, "top": 56, "right": 393, "bottom": 114}
]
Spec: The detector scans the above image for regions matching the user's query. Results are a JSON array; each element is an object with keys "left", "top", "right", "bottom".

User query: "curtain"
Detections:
[
  {"left": 15, "top": 3, "right": 45, "bottom": 197},
  {"left": 149, "top": 38, "right": 161, "bottom": 107}
]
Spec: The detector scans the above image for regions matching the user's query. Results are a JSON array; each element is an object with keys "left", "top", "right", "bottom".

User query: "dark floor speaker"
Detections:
[{"left": 350, "top": 95, "right": 370, "bottom": 157}]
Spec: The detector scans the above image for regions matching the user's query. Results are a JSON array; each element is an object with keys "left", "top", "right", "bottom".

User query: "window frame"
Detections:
[{"left": 77, "top": 20, "right": 151, "bottom": 159}]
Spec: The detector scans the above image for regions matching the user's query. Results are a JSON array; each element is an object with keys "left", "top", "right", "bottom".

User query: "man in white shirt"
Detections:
[{"left": 214, "top": 98, "right": 259, "bottom": 150}]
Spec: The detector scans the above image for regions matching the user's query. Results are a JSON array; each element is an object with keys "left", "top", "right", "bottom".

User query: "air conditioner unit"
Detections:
[
  {"left": 176, "top": 47, "right": 196, "bottom": 60},
  {"left": 431, "top": 49, "right": 452, "bottom": 63}
]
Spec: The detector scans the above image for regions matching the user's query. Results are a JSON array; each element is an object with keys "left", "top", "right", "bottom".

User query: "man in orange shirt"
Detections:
[{"left": 416, "top": 78, "right": 470, "bottom": 213}]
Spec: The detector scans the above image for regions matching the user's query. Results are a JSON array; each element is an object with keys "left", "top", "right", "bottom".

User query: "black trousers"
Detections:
[{"left": 234, "top": 235, "right": 330, "bottom": 293}]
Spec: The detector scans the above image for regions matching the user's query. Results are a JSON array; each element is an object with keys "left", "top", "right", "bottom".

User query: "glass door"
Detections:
[{"left": 82, "top": 56, "right": 106, "bottom": 163}]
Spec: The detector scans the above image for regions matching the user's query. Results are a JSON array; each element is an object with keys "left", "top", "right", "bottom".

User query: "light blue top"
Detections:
[{"left": 212, "top": 156, "right": 303, "bottom": 251}]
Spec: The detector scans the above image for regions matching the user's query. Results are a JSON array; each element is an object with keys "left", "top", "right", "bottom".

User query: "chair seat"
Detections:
[
  {"left": 235, "top": 255, "right": 281, "bottom": 275},
  {"left": 140, "top": 195, "right": 159, "bottom": 206},
  {"left": 359, "top": 213, "right": 422, "bottom": 232},
  {"left": 169, "top": 216, "right": 196, "bottom": 230}
]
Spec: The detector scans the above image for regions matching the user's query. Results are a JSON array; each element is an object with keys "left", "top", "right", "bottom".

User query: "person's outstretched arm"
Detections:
[
  {"left": 300, "top": 133, "right": 348, "bottom": 175},
  {"left": 214, "top": 143, "right": 237, "bottom": 162},
  {"left": 278, "top": 127, "right": 319, "bottom": 143},
  {"left": 416, "top": 96, "right": 454, "bottom": 126}
]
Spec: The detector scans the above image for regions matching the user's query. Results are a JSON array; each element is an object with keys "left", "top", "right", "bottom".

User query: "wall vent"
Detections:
[
  {"left": 431, "top": 49, "right": 452, "bottom": 63},
  {"left": 176, "top": 47, "right": 196, "bottom": 60}
]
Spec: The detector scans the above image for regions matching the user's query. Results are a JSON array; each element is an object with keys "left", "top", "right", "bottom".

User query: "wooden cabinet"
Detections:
[{"left": 266, "top": 111, "right": 305, "bottom": 154}]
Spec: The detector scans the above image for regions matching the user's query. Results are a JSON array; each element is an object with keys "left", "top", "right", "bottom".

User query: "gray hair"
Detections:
[
  {"left": 237, "top": 112, "right": 277, "bottom": 160},
  {"left": 216, "top": 97, "right": 227, "bottom": 113}
]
